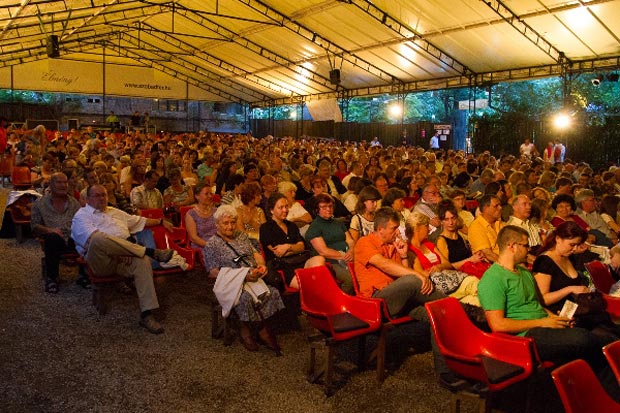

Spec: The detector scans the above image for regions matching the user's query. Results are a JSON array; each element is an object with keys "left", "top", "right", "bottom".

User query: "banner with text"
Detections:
[{"left": 6, "top": 59, "right": 189, "bottom": 99}]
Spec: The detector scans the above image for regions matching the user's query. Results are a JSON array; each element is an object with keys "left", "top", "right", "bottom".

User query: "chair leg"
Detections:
[
  {"left": 41, "top": 257, "right": 46, "bottom": 280},
  {"left": 307, "top": 343, "right": 317, "bottom": 382},
  {"left": 375, "top": 327, "right": 387, "bottom": 383},
  {"left": 92, "top": 285, "right": 107, "bottom": 315},
  {"left": 15, "top": 224, "right": 23, "bottom": 244},
  {"left": 357, "top": 335, "right": 367, "bottom": 370},
  {"left": 324, "top": 342, "right": 335, "bottom": 397}
]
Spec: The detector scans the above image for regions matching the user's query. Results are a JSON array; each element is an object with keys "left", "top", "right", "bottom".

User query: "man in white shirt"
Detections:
[
  {"left": 72, "top": 184, "right": 175, "bottom": 334},
  {"left": 506, "top": 195, "right": 542, "bottom": 262}
]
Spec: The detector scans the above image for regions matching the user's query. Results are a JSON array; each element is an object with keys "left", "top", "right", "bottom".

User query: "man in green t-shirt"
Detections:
[{"left": 478, "top": 225, "right": 619, "bottom": 398}]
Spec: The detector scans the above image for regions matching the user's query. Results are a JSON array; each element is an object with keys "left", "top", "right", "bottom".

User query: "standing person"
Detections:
[
  {"left": 106, "top": 111, "right": 120, "bottom": 132},
  {"left": 31, "top": 173, "right": 86, "bottom": 293},
  {"left": 429, "top": 131, "right": 440, "bottom": 150},
  {"left": 71, "top": 184, "right": 176, "bottom": 334},
  {"left": 130, "top": 111, "right": 141, "bottom": 130},
  {"left": 477, "top": 225, "right": 619, "bottom": 399},
  {"left": 519, "top": 138, "right": 536, "bottom": 159}
]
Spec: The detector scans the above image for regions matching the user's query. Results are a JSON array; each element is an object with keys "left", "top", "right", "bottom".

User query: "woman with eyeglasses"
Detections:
[
  {"left": 304, "top": 193, "right": 354, "bottom": 295},
  {"left": 532, "top": 221, "right": 619, "bottom": 338}
]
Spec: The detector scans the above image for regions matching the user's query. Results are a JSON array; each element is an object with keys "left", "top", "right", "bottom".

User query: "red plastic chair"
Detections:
[
  {"left": 465, "top": 199, "right": 479, "bottom": 212},
  {"left": 7, "top": 193, "right": 37, "bottom": 243},
  {"left": 552, "top": 359, "right": 620, "bottom": 413},
  {"left": 295, "top": 265, "right": 383, "bottom": 396},
  {"left": 139, "top": 208, "right": 165, "bottom": 220},
  {"left": 585, "top": 260, "right": 615, "bottom": 294},
  {"left": 425, "top": 297, "right": 549, "bottom": 413},
  {"left": 402, "top": 196, "right": 418, "bottom": 209},
  {"left": 603, "top": 341, "right": 620, "bottom": 387},
  {"left": 11, "top": 166, "right": 32, "bottom": 190},
  {"left": 603, "top": 293, "right": 620, "bottom": 321},
  {"left": 150, "top": 225, "right": 195, "bottom": 275}
]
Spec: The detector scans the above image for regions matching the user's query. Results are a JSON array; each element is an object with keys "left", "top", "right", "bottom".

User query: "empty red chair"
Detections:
[
  {"left": 585, "top": 260, "right": 615, "bottom": 294},
  {"left": 295, "top": 265, "right": 383, "bottom": 396},
  {"left": 552, "top": 359, "right": 620, "bottom": 413},
  {"left": 425, "top": 297, "right": 549, "bottom": 412},
  {"left": 11, "top": 166, "right": 32, "bottom": 190},
  {"left": 465, "top": 199, "right": 479, "bottom": 212}
]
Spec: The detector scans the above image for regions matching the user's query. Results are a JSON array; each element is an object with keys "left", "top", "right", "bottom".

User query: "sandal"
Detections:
[{"left": 45, "top": 281, "right": 59, "bottom": 294}]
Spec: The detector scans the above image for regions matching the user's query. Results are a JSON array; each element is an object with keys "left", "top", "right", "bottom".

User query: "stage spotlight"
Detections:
[
  {"left": 607, "top": 73, "right": 619, "bottom": 82},
  {"left": 592, "top": 76, "right": 602, "bottom": 87}
]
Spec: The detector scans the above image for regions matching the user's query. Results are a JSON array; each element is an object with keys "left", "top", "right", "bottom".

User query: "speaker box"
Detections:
[
  {"left": 47, "top": 35, "right": 60, "bottom": 58},
  {"left": 329, "top": 69, "right": 341, "bottom": 85}
]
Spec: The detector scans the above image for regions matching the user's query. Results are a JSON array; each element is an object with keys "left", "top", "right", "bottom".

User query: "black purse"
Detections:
[
  {"left": 570, "top": 291, "right": 607, "bottom": 316},
  {"left": 273, "top": 250, "right": 312, "bottom": 268}
]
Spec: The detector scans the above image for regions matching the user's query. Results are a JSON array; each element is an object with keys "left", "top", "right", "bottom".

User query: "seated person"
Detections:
[
  {"left": 468, "top": 195, "right": 505, "bottom": 263},
  {"left": 203, "top": 205, "right": 285, "bottom": 354},
  {"left": 71, "top": 184, "right": 175, "bottom": 334},
  {"left": 406, "top": 211, "right": 480, "bottom": 305},
  {"left": 260, "top": 193, "right": 308, "bottom": 290},
  {"left": 478, "top": 225, "right": 619, "bottom": 399},
  {"left": 236, "top": 182, "right": 266, "bottom": 249},
  {"left": 551, "top": 194, "right": 591, "bottom": 232},
  {"left": 304, "top": 176, "right": 350, "bottom": 222},
  {"left": 278, "top": 180, "right": 312, "bottom": 237},
  {"left": 575, "top": 189, "right": 616, "bottom": 247},
  {"left": 435, "top": 200, "right": 488, "bottom": 278},
  {"left": 220, "top": 173, "right": 245, "bottom": 209},
  {"left": 164, "top": 168, "right": 194, "bottom": 219},
  {"left": 130, "top": 170, "right": 164, "bottom": 212},
  {"left": 354, "top": 207, "right": 445, "bottom": 320},
  {"left": 533, "top": 221, "right": 619, "bottom": 338},
  {"left": 185, "top": 182, "right": 217, "bottom": 250},
  {"left": 349, "top": 185, "right": 382, "bottom": 243},
  {"left": 304, "top": 193, "right": 354, "bottom": 295}
]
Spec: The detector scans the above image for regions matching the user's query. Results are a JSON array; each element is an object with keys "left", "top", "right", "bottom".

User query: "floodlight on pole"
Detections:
[
  {"left": 389, "top": 103, "right": 403, "bottom": 118},
  {"left": 553, "top": 113, "right": 571, "bottom": 129}
]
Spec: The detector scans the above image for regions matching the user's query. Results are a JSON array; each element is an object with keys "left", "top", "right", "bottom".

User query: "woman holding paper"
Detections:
[
  {"left": 533, "top": 221, "right": 619, "bottom": 338},
  {"left": 204, "top": 205, "right": 285, "bottom": 355}
]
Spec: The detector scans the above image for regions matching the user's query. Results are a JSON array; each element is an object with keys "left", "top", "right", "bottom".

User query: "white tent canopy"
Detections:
[{"left": 1, "top": 0, "right": 619, "bottom": 105}]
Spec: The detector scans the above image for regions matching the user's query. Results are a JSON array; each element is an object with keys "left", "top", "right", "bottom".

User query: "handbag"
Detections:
[
  {"left": 273, "top": 250, "right": 312, "bottom": 268},
  {"left": 461, "top": 261, "right": 491, "bottom": 279},
  {"left": 430, "top": 270, "right": 469, "bottom": 294},
  {"left": 570, "top": 291, "right": 607, "bottom": 316}
]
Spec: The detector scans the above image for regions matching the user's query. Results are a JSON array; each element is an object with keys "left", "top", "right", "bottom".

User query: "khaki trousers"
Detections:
[{"left": 86, "top": 231, "right": 159, "bottom": 312}]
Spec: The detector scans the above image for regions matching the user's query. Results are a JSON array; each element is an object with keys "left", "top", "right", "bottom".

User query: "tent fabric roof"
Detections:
[{"left": 1, "top": 0, "right": 619, "bottom": 105}]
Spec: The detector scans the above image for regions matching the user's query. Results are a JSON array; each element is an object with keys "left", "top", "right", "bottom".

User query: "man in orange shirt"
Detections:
[{"left": 354, "top": 207, "right": 445, "bottom": 319}]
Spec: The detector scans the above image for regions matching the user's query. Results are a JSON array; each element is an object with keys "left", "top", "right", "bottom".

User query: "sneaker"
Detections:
[
  {"left": 139, "top": 314, "right": 164, "bottom": 334},
  {"left": 153, "top": 249, "right": 174, "bottom": 263}
]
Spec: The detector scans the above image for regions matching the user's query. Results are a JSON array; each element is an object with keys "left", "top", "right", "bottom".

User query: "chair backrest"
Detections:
[
  {"left": 603, "top": 341, "right": 620, "bottom": 387},
  {"left": 179, "top": 205, "right": 193, "bottom": 228},
  {"left": 139, "top": 208, "right": 165, "bottom": 219},
  {"left": 585, "top": 260, "right": 615, "bottom": 294},
  {"left": 11, "top": 166, "right": 32, "bottom": 189},
  {"left": 552, "top": 359, "right": 620, "bottom": 413},
  {"left": 347, "top": 261, "right": 361, "bottom": 295},
  {"left": 295, "top": 265, "right": 382, "bottom": 339},
  {"left": 425, "top": 297, "right": 537, "bottom": 389}
]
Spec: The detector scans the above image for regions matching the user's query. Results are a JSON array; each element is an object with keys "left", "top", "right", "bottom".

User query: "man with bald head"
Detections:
[
  {"left": 506, "top": 195, "right": 542, "bottom": 261},
  {"left": 71, "top": 184, "right": 175, "bottom": 334},
  {"left": 31, "top": 172, "right": 84, "bottom": 293}
]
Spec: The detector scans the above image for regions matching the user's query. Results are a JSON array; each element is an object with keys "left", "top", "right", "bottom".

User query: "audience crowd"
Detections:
[{"left": 5, "top": 120, "right": 620, "bottom": 398}]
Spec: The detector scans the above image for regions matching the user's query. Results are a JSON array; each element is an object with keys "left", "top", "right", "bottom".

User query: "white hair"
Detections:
[{"left": 214, "top": 204, "right": 238, "bottom": 222}]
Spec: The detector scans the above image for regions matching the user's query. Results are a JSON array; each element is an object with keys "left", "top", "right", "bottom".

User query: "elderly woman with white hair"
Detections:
[
  {"left": 278, "top": 180, "right": 312, "bottom": 236},
  {"left": 204, "top": 204, "right": 285, "bottom": 355}
]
